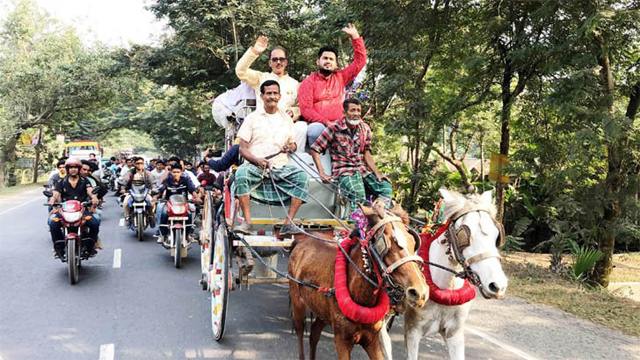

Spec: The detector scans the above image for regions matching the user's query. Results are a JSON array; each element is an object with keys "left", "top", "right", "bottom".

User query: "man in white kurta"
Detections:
[{"left": 235, "top": 36, "right": 307, "bottom": 152}]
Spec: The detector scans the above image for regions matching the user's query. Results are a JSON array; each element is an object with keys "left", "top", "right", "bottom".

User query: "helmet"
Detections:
[{"left": 64, "top": 157, "right": 82, "bottom": 171}]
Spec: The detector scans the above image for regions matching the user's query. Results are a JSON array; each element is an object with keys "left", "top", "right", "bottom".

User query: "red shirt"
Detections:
[{"left": 298, "top": 38, "right": 367, "bottom": 125}]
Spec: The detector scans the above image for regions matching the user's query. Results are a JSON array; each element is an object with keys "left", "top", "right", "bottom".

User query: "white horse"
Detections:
[{"left": 380, "top": 189, "right": 508, "bottom": 360}]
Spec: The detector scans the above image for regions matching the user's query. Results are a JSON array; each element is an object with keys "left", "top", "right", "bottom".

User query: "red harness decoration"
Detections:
[
  {"left": 334, "top": 236, "right": 390, "bottom": 324},
  {"left": 419, "top": 222, "right": 476, "bottom": 306}
]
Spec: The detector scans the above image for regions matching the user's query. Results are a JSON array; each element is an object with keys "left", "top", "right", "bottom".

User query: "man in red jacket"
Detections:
[{"left": 298, "top": 23, "right": 367, "bottom": 148}]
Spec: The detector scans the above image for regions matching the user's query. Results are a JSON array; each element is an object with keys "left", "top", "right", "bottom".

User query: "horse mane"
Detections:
[
  {"left": 389, "top": 205, "right": 410, "bottom": 225},
  {"left": 442, "top": 190, "right": 496, "bottom": 220}
]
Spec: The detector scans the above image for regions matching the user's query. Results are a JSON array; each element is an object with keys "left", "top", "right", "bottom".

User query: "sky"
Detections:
[{"left": 29, "top": 0, "right": 168, "bottom": 47}]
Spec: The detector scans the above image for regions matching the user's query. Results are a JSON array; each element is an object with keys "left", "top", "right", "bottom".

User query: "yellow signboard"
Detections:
[
  {"left": 20, "top": 133, "right": 32, "bottom": 145},
  {"left": 489, "top": 152, "right": 509, "bottom": 184}
]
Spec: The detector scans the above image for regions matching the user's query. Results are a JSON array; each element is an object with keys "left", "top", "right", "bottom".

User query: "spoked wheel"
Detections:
[
  {"left": 200, "top": 192, "right": 214, "bottom": 291},
  {"left": 136, "top": 212, "right": 144, "bottom": 241},
  {"left": 67, "top": 239, "right": 79, "bottom": 285},
  {"left": 210, "top": 219, "right": 230, "bottom": 341},
  {"left": 173, "top": 229, "right": 182, "bottom": 268}
]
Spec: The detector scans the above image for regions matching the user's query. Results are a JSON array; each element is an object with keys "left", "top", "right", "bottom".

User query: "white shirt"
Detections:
[
  {"left": 150, "top": 169, "right": 167, "bottom": 184},
  {"left": 185, "top": 170, "right": 200, "bottom": 189},
  {"left": 237, "top": 108, "right": 295, "bottom": 168}
]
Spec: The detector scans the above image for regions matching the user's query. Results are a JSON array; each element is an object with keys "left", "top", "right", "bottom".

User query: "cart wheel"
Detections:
[
  {"left": 210, "top": 219, "right": 230, "bottom": 341},
  {"left": 200, "top": 192, "right": 214, "bottom": 291}
]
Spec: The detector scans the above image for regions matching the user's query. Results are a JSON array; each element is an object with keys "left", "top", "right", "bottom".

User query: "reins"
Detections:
[{"left": 236, "top": 163, "right": 423, "bottom": 298}]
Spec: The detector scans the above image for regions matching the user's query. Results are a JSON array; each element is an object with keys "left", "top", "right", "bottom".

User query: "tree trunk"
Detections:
[
  {"left": 32, "top": 128, "right": 42, "bottom": 183},
  {"left": 591, "top": 36, "right": 619, "bottom": 287},
  {"left": 495, "top": 66, "right": 514, "bottom": 222},
  {"left": 0, "top": 136, "right": 20, "bottom": 188}
]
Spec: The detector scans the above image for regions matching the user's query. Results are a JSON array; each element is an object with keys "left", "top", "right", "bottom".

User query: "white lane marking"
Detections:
[
  {"left": 113, "top": 249, "right": 122, "bottom": 268},
  {"left": 466, "top": 326, "right": 540, "bottom": 360},
  {"left": 0, "top": 197, "right": 41, "bottom": 216},
  {"left": 118, "top": 218, "right": 124, "bottom": 227},
  {"left": 98, "top": 343, "right": 114, "bottom": 360}
]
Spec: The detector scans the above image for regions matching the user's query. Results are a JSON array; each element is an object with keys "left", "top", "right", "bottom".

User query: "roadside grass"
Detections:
[
  {"left": 503, "top": 260, "right": 640, "bottom": 337},
  {"left": 0, "top": 182, "right": 45, "bottom": 198},
  {"left": 506, "top": 251, "right": 640, "bottom": 283},
  {"left": 612, "top": 252, "right": 640, "bottom": 282}
]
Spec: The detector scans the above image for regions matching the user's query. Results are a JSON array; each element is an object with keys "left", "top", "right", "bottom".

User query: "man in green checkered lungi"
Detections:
[
  {"left": 310, "top": 98, "right": 392, "bottom": 213},
  {"left": 234, "top": 80, "right": 309, "bottom": 236},
  {"left": 235, "top": 163, "right": 308, "bottom": 205}
]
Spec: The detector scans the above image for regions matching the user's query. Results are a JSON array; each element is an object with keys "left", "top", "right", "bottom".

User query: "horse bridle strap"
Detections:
[
  {"left": 385, "top": 255, "right": 425, "bottom": 274},
  {"left": 465, "top": 252, "right": 500, "bottom": 266},
  {"left": 369, "top": 215, "right": 403, "bottom": 235}
]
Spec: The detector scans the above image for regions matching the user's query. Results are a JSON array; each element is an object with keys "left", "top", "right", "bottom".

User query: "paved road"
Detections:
[{"left": 0, "top": 188, "right": 638, "bottom": 360}]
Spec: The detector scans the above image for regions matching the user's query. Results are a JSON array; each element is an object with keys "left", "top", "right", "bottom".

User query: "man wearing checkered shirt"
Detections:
[{"left": 309, "top": 98, "right": 391, "bottom": 212}]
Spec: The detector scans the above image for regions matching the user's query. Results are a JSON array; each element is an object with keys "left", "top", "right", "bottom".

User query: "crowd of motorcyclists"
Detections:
[{"left": 46, "top": 154, "right": 222, "bottom": 261}]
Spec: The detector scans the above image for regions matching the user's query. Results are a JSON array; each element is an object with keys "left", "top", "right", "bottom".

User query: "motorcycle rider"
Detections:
[
  {"left": 48, "top": 158, "right": 100, "bottom": 259},
  {"left": 154, "top": 163, "right": 200, "bottom": 245},
  {"left": 80, "top": 160, "right": 107, "bottom": 215},
  {"left": 48, "top": 159, "right": 67, "bottom": 188},
  {"left": 150, "top": 159, "right": 167, "bottom": 185},
  {"left": 121, "top": 156, "right": 157, "bottom": 228}
]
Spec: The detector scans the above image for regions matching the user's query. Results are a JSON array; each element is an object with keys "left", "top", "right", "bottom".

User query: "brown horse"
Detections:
[{"left": 289, "top": 204, "right": 428, "bottom": 360}]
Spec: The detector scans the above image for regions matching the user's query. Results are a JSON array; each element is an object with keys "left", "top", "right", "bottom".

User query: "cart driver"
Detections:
[{"left": 233, "top": 80, "right": 309, "bottom": 236}]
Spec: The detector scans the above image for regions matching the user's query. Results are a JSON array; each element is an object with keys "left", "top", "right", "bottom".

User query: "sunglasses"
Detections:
[
  {"left": 68, "top": 165, "right": 80, "bottom": 169},
  {"left": 270, "top": 57, "right": 287, "bottom": 63}
]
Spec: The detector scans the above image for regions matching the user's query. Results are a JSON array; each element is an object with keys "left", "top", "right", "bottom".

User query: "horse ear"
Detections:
[
  {"left": 358, "top": 204, "right": 375, "bottom": 217},
  {"left": 480, "top": 190, "right": 493, "bottom": 205},
  {"left": 390, "top": 203, "right": 410, "bottom": 225},
  {"left": 439, "top": 188, "right": 456, "bottom": 204}
]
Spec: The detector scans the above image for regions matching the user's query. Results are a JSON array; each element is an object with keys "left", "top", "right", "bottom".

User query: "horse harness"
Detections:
[
  {"left": 440, "top": 209, "right": 505, "bottom": 298},
  {"left": 362, "top": 215, "right": 424, "bottom": 303}
]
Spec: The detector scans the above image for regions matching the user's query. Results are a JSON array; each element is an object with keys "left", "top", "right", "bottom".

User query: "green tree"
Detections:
[{"left": 0, "top": 0, "right": 136, "bottom": 186}]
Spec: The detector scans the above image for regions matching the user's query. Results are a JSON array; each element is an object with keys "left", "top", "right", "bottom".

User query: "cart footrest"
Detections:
[{"left": 233, "top": 235, "right": 293, "bottom": 247}]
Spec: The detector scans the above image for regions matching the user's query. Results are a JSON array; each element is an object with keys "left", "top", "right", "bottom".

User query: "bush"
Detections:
[{"left": 569, "top": 240, "right": 603, "bottom": 282}]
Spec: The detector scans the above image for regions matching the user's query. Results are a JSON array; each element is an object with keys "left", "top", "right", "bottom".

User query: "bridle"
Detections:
[
  {"left": 362, "top": 214, "right": 424, "bottom": 303},
  {"left": 439, "top": 209, "right": 505, "bottom": 299}
]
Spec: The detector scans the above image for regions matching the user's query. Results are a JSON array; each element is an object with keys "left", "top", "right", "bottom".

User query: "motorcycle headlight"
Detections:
[
  {"left": 133, "top": 194, "right": 146, "bottom": 202},
  {"left": 62, "top": 211, "right": 83, "bottom": 223},
  {"left": 170, "top": 204, "right": 186, "bottom": 215}
]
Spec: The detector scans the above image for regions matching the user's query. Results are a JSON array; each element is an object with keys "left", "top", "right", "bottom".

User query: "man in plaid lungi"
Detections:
[
  {"left": 234, "top": 79, "right": 309, "bottom": 236},
  {"left": 310, "top": 98, "right": 391, "bottom": 212}
]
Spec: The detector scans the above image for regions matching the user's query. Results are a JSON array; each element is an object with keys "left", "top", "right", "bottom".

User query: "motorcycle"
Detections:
[
  {"left": 127, "top": 185, "right": 156, "bottom": 241},
  {"left": 159, "top": 194, "right": 195, "bottom": 268},
  {"left": 102, "top": 168, "right": 113, "bottom": 191},
  {"left": 43, "top": 188, "right": 99, "bottom": 285}
]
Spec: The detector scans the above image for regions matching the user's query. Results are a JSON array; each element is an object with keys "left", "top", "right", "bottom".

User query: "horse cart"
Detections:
[{"left": 200, "top": 88, "right": 348, "bottom": 340}]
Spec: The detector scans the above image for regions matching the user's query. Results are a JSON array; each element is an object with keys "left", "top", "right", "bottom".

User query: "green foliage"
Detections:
[
  {"left": 0, "top": 0, "right": 143, "bottom": 185},
  {"left": 502, "top": 235, "right": 525, "bottom": 253},
  {"left": 569, "top": 240, "right": 604, "bottom": 282}
]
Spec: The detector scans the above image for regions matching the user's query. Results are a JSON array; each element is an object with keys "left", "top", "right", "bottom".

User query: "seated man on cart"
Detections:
[
  {"left": 310, "top": 98, "right": 391, "bottom": 213},
  {"left": 234, "top": 80, "right": 309, "bottom": 236}
]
